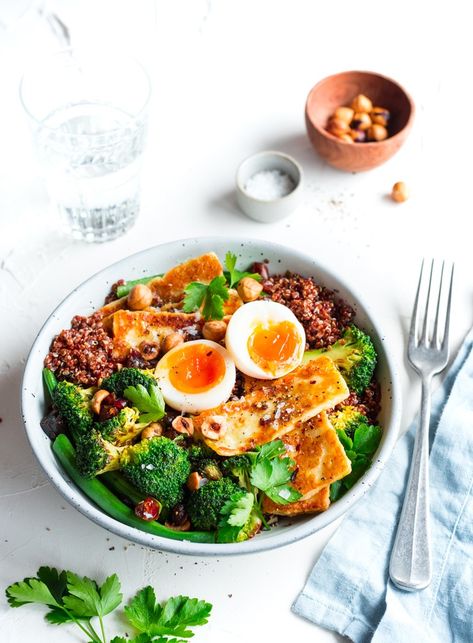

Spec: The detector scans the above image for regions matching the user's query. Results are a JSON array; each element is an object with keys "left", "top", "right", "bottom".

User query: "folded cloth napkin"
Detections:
[{"left": 293, "top": 327, "right": 473, "bottom": 643}]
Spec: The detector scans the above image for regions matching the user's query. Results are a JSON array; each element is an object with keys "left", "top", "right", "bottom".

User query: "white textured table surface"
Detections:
[{"left": 1, "top": 1, "right": 472, "bottom": 642}]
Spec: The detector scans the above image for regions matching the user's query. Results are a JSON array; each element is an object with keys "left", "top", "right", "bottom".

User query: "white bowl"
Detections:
[
  {"left": 22, "top": 237, "right": 401, "bottom": 556},
  {"left": 235, "top": 151, "right": 303, "bottom": 222}
]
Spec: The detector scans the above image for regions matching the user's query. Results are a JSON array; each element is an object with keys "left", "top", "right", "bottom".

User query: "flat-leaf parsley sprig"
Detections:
[
  {"left": 183, "top": 276, "right": 229, "bottom": 321},
  {"left": 123, "top": 383, "right": 166, "bottom": 424},
  {"left": 223, "top": 251, "right": 262, "bottom": 289},
  {"left": 5, "top": 567, "right": 212, "bottom": 643}
]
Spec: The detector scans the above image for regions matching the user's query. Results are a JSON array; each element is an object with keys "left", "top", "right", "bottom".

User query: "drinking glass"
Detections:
[{"left": 20, "top": 49, "right": 151, "bottom": 242}]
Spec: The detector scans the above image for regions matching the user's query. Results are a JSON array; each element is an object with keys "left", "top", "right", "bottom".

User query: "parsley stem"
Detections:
[{"left": 98, "top": 615, "right": 107, "bottom": 643}]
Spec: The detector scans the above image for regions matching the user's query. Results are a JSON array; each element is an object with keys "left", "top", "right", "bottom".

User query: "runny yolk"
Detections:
[
  {"left": 167, "top": 343, "right": 226, "bottom": 394},
  {"left": 248, "top": 320, "right": 300, "bottom": 371}
]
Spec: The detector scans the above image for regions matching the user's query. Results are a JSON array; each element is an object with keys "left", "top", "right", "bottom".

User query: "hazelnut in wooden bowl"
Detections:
[{"left": 305, "top": 71, "right": 414, "bottom": 172}]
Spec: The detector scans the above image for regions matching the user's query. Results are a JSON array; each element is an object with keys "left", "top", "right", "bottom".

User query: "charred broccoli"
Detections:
[
  {"left": 303, "top": 324, "right": 377, "bottom": 394},
  {"left": 53, "top": 380, "right": 94, "bottom": 438},
  {"left": 187, "top": 478, "right": 245, "bottom": 531},
  {"left": 330, "top": 405, "right": 369, "bottom": 436},
  {"left": 101, "top": 368, "right": 156, "bottom": 397},
  {"left": 188, "top": 443, "right": 222, "bottom": 480},
  {"left": 221, "top": 455, "right": 252, "bottom": 489},
  {"left": 120, "top": 437, "right": 191, "bottom": 510},
  {"left": 95, "top": 406, "right": 143, "bottom": 445},
  {"left": 75, "top": 429, "right": 124, "bottom": 478}
]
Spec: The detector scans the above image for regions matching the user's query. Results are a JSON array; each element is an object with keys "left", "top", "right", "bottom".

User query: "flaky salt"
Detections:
[{"left": 244, "top": 169, "right": 295, "bottom": 201}]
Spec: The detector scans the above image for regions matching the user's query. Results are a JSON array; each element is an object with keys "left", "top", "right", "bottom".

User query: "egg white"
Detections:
[
  {"left": 225, "top": 300, "right": 306, "bottom": 379},
  {"left": 154, "top": 339, "right": 236, "bottom": 413}
]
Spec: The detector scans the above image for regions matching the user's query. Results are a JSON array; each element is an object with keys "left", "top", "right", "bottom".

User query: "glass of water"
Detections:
[{"left": 20, "top": 49, "right": 151, "bottom": 242}]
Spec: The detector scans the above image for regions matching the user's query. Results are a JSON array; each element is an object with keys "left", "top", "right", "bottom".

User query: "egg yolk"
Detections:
[
  {"left": 167, "top": 343, "right": 226, "bottom": 394},
  {"left": 247, "top": 320, "right": 300, "bottom": 372}
]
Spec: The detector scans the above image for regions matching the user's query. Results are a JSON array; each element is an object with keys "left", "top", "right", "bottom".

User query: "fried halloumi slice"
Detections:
[
  {"left": 111, "top": 309, "right": 203, "bottom": 360},
  {"left": 193, "top": 356, "right": 349, "bottom": 456},
  {"left": 262, "top": 485, "right": 330, "bottom": 516},
  {"left": 148, "top": 252, "right": 223, "bottom": 303},
  {"left": 281, "top": 412, "right": 351, "bottom": 499}
]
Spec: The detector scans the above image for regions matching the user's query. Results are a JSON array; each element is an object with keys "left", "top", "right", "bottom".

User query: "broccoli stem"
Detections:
[
  {"left": 42, "top": 368, "right": 58, "bottom": 402},
  {"left": 52, "top": 434, "right": 215, "bottom": 544},
  {"left": 116, "top": 274, "right": 162, "bottom": 298}
]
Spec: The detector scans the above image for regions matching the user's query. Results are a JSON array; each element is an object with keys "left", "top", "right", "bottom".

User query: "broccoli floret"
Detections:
[
  {"left": 187, "top": 478, "right": 245, "bottom": 531},
  {"left": 101, "top": 368, "right": 156, "bottom": 397},
  {"left": 95, "top": 407, "right": 142, "bottom": 445},
  {"left": 121, "top": 437, "right": 191, "bottom": 510},
  {"left": 303, "top": 324, "right": 377, "bottom": 394},
  {"left": 221, "top": 455, "right": 251, "bottom": 489},
  {"left": 188, "top": 443, "right": 222, "bottom": 480},
  {"left": 75, "top": 429, "right": 124, "bottom": 478},
  {"left": 330, "top": 406, "right": 369, "bottom": 437},
  {"left": 53, "top": 380, "right": 94, "bottom": 439}
]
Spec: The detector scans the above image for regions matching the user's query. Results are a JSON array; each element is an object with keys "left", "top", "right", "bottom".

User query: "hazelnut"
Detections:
[
  {"left": 367, "top": 124, "right": 388, "bottom": 141},
  {"left": 201, "top": 415, "right": 227, "bottom": 440},
  {"left": 186, "top": 471, "right": 208, "bottom": 491},
  {"left": 162, "top": 332, "right": 184, "bottom": 354},
  {"left": 172, "top": 416, "right": 194, "bottom": 436},
  {"left": 237, "top": 277, "right": 263, "bottom": 303},
  {"left": 141, "top": 422, "right": 163, "bottom": 440},
  {"left": 351, "top": 112, "right": 371, "bottom": 131},
  {"left": 350, "top": 128, "right": 367, "bottom": 143},
  {"left": 327, "top": 117, "right": 350, "bottom": 137},
  {"left": 127, "top": 284, "right": 153, "bottom": 310},
  {"left": 91, "top": 389, "right": 111, "bottom": 415},
  {"left": 337, "top": 133, "right": 354, "bottom": 144},
  {"left": 139, "top": 341, "right": 160, "bottom": 361},
  {"left": 371, "top": 106, "right": 390, "bottom": 127},
  {"left": 350, "top": 94, "right": 373, "bottom": 113},
  {"left": 391, "top": 181, "right": 409, "bottom": 203},
  {"left": 202, "top": 320, "right": 227, "bottom": 342},
  {"left": 333, "top": 106, "right": 354, "bottom": 124}
]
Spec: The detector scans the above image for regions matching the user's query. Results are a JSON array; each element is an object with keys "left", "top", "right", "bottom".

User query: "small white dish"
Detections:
[{"left": 235, "top": 151, "right": 303, "bottom": 222}]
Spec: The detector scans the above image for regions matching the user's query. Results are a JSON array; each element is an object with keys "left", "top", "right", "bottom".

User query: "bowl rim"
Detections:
[
  {"left": 21, "top": 236, "right": 402, "bottom": 556},
  {"left": 304, "top": 69, "right": 415, "bottom": 146},
  {"left": 235, "top": 150, "right": 303, "bottom": 203}
]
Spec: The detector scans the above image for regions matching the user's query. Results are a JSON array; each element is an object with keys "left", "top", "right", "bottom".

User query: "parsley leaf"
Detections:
[
  {"left": 183, "top": 276, "right": 229, "bottom": 320},
  {"left": 124, "top": 383, "right": 165, "bottom": 424},
  {"left": 62, "top": 572, "right": 122, "bottom": 619},
  {"left": 224, "top": 251, "right": 262, "bottom": 289},
  {"left": 249, "top": 440, "right": 302, "bottom": 505},
  {"left": 124, "top": 585, "right": 212, "bottom": 639},
  {"left": 217, "top": 492, "right": 256, "bottom": 543},
  {"left": 6, "top": 577, "right": 60, "bottom": 609}
]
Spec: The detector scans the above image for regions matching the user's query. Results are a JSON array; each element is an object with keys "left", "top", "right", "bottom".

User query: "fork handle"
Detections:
[{"left": 389, "top": 376, "right": 432, "bottom": 591}]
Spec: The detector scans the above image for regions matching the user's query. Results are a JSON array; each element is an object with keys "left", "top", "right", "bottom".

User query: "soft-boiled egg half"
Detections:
[
  {"left": 225, "top": 300, "right": 306, "bottom": 379},
  {"left": 155, "top": 339, "right": 236, "bottom": 413}
]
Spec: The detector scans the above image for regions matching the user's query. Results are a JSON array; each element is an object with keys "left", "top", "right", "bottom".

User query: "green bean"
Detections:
[{"left": 116, "top": 274, "right": 163, "bottom": 299}]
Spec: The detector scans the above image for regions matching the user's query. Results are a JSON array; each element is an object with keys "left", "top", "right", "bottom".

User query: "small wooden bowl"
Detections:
[{"left": 305, "top": 71, "right": 414, "bottom": 172}]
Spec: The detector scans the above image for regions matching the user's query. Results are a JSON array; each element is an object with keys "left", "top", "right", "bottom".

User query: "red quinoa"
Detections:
[
  {"left": 263, "top": 272, "right": 355, "bottom": 349},
  {"left": 334, "top": 381, "right": 381, "bottom": 423},
  {"left": 44, "top": 313, "right": 117, "bottom": 386},
  {"left": 104, "top": 279, "right": 125, "bottom": 304}
]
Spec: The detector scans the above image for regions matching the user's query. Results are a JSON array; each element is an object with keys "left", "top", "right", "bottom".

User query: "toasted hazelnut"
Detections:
[
  {"left": 350, "top": 94, "right": 373, "bottom": 113},
  {"left": 371, "top": 106, "right": 390, "bottom": 127},
  {"left": 327, "top": 117, "right": 350, "bottom": 137},
  {"left": 187, "top": 471, "right": 208, "bottom": 491},
  {"left": 141, "top": 422, "right": 163, "bottom": 440},
  {"left": 237, "top": 277, "right": 263, "bottom": 303},
  {"left": 351, "top": 112, "right": 371, "bottom": 131},
  {"left": 162, "top": 332, "right": 184, "bottom": 354},
  {"left": 139, "top": 341, "right": 160, "bottom": 361},
  {"left": 367, "top": 124, "right": 388, "bottom": 141},
  {"left": 201, "top": 415, "right": 227, "bottom": 440},
  {"left": 338, "top": 133, "right": 354, "bottom": 144},
  {"left": 333, "top": 106, "right": 354, "bottom": 124},
  {"left": 391, "top": 181, "right": 409, "bottom": 203},
  {"left": 91, "top": 389, "right": 110, "bottom": 415},
  {"left": 164, "top": 518, "right": 191, "bottom": 531},
  {"left": 127, "top": 284, "right": 153, "bottom": 310},
  {"left": 350, "top": 128, "right": 367, "bottom": 143},
  {"left": 202, "top": 320, "right": 227, "bottom": 342},
  {"left": 172, "top": 416, "right": 194, "bottom": 436}
]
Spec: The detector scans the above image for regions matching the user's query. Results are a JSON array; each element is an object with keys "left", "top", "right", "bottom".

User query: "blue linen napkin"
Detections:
[{"left": 292, "top": 327, "right": 473, "bottom": 643}]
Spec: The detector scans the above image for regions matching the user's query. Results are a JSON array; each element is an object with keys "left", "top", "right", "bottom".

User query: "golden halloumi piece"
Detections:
[
  {"left": 193, "top": 356, "right": 349, "bottom": 456},
  {"left": 148, "top": 252, "right": 223, "bottom": 303},
  {"left": 262, "top": 485, "right": 330, "bottom": 516},
  {"left": 111, "top": 309, "right": 203, "bottom": 360},
  {"left": 280, "top": 412, "right": 351, "bottom": 500}
]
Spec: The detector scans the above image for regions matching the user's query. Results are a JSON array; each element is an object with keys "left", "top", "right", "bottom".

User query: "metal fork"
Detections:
[{"left": 389, "top": 259, "right": 454, "bottom": 591}]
